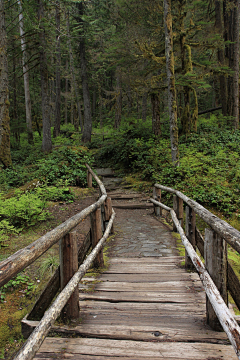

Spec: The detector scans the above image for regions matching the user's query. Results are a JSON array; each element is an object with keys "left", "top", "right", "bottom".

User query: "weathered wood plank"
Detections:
[
  {"left": 112, "top": 203, "right": 153, "bottom": 209},
  {"left": 79, "top": 291, "right": 203, "bottom": 303},
  {"left": 36, "top": 338, "right": 236, "bottom": 359}
]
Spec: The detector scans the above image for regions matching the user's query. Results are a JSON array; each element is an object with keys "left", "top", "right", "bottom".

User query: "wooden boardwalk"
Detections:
[{"left": 34, "top": 256, "right": 236, "bottom": 359}]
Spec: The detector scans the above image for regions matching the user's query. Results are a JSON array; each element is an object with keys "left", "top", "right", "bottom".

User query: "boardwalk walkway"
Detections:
[{"left": 34, "top": 189, "right": 236, "bottom": 359}]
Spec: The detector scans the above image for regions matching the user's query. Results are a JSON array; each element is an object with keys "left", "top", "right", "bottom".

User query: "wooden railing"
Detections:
[
  {"left": 0, "top": 165, "right": 115, "bottom": 360},
  {"left": 150, "top": 183, "right": 240, "bottom": 359}
]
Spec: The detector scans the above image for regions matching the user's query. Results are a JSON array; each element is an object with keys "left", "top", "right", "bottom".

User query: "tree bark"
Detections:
[
  {"left": 164, "top": 0, "right": 179, "bottom": 166},
  {"left": 78, "top": 2, "right": 92, "bottom": 142},
  {"left": 224, "top": 0, "right": 239, "bottom": 129},
  {"left": 66, "top": 10, "right": 82, "bottom": 131},
  {"left": 0, "top": 0, "right": 12, "bottom": 167},
  {"left": 18, "top": 0, "right": 33, "bottom": 144},
  {"left": 114, "top": 67, "right": 122, "bottom": 129},
  {"left": 215, "top": 0, "right": 227, "bottom": 117},
  {"left": 38, "top": 0, "right": 52, "bottom": 153},
  {"left": 151, "top": 93, "right": 161, "bottom": 136},
  {"left": 65, "top": 60, "right": 69, "bottom": 124},
  {"left": 53, "top": 0, "right": 61, "bottom": 138}
]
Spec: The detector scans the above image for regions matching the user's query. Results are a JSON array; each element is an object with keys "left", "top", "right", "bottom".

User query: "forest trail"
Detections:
[{"left": 33, "top": 173, "right": 236, "bottom": 359}]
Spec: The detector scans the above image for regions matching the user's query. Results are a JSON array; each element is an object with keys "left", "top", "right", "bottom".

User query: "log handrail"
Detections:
[
  {"left": 150, "top": 196, "right": 240, "bottom": 359},
  {"left": 14, "top": 211, "right": 115, "bottom": 360},
  {"left": 154, "top": 183, "right": 240, "bottom": 254},
  {"left": 0, "top": 166, "right": 107, "bottom": 288}
]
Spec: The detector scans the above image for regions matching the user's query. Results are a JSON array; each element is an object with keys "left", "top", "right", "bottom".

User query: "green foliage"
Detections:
[
  {"left": 40, "top": 252, "right": 59, "bottom": 275},
  {"left": 0, "top": 273, "right": 37, "bottom": 303},
  {"left": 93, "top": 117, "right": 240, "bottom": 217},
  {"left": 34, "top": 185, "right": 75, "bottom": 203},
  {"left": 36, "top": 147, "right": 92, "bottom": 186},
  {"left": 0, "top": 192, "right": 49, "bottom": 229}
]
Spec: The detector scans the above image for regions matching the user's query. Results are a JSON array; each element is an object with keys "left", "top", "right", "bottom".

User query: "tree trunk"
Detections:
[
  {"left": 54, "top": 0, "right": 61, "bottom": 138},
  {"left": 66, "top": 10, "right": 82, "bottom": 131},
  {"left": 215, "top": 0, "right": 227, "bottom": 117},
  {"left": 114, "top": 67, "right": 122, "bottom": 129},
  {"left": 92, "top": 88, "right": 96, "bottom": 119},
  {"left": 0, "top": 0, "right": 12, "bottom": 167},
  {"left": 151, "top": 93, "right": 161, "bottom": 136},
  {"left": 12, "top": 39, "right": 20, "bottom": 144},
  {"left": 224, "top": 0, "right": 239, "bottom": 129},
  {"left": 164, "top": 0, "right": 179, "bottom": 166},
  {"left": 142, "top": 92, "right": 148, "bottom": 122},
  {"left": 65, "top": 60, "right": 69, "bottom": 124},
  {"left": 38, "top": 0, "right": 52, "bottom": 153},
  {"left": 77, "top": 2, "right": 92, "bottom": 143},
  {"left": 18, "top": 0, "right": 33, "bottom": 144}
]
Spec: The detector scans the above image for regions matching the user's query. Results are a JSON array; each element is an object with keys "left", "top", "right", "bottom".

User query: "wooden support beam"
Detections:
[
  {"left": 87, "top": 170, "right": 92, "bottom": 188},
  {"left": 153, "top": 187, "right": 162, "bottom": 216},
  {"left": 60, "top": 232, "right": 79, "bottom": 322},
  {"left": 185, "top": 206, "right": 196, "bottom": 269},
  {"left": 104, "top": 197, "right": 113, "bottom": 233},
  {"left": 204, "top": 228, "right": 228, "bottom": 331},
  {"left": 173, "top": 195, "right": 183, "bottom": 231},
  {"left": 90, "top": 208, "right": 104, "bottom": 268}
]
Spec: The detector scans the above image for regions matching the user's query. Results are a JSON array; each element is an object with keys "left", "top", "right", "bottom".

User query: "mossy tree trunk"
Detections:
[
  {"left": 18, "top": 0, "right": 33, "bottom": 144},
  {"left": 215, "top": 0, "right": 227, "bottom": 117},
  {"left": 0, "top": 0, "right": 12, "bottom": 167},
  {"left": 53, "top": 0, "right": 61, "bottom": 138},
  {"left": 164, "top": 0, "right": 179, "bottom": 166},
  {"left": 151, "top": 93, "right": 161, "bottom": 136},
  {"left": 38, "top": 0, "right": 52, "bottom": 153},
  {"left": 224, "top": 0, "right": 239, "bottom": 129},
  {"left": 142, "top": 92, "right": 148, "bottom": 122}
]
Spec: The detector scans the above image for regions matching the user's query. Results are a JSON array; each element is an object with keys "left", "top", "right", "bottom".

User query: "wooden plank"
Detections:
[
  {"left": 185, "top": 206, "right": 196, "bottom": 269},
  {"left": 112, "top": 203, "right": 153, "bottom": 209},
  {"left": 79, "top": 291, "right": 203, "bottom": 303},
  {"left": 36, "top": 338, "right": 236, "bottom": 359},
  {"left": 109, "top": 256, "right": 184, "bottom": 263},
  {"left": 79, "top": 300, "right": 205, "bottom": 315},
  {"left": 93, "top": 280, "right": 202, "bottom": 292}
]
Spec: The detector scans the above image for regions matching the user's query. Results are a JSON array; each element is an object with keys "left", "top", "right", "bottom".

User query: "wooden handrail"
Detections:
[
  {"left": 0, "top": 165, "right": 107, "bottom": 288},
  {"left": 14, "top": 210, "right": 116, "bottom": 360},
  {"left": 154, "top": 183, "right": 240, "bottom": 254},
  {"left": 150, "top": 197, "right": 240, "bottom": 359}
]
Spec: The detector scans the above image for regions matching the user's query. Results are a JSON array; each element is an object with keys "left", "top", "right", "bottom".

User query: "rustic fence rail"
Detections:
[
  {"left": 150, "top": 184, "right": 240, "bottom": 359},
  {"left": 0, "top": 165, "right": 115, "bottom": 360}
]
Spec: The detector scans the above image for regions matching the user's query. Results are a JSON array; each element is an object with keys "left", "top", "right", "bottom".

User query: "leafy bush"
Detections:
[
  {"left": 0, "top": 192, "right": 49, "bottom": 228},
  {"left": 36, "top": 146, "right": 92, "bottom": 186},
  {"left": 34, "top": 185, "right": 75, "bottom": 202}
]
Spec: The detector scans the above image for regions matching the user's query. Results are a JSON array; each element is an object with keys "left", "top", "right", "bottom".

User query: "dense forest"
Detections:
[
  {"left": 0, "top": 0, "right": 240, "bottom": 248},
  {"left": 0, "top": 0, "right": 240, "bottom": 357}
]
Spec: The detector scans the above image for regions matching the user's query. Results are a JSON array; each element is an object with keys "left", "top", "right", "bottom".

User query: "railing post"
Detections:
[
  {"left": 173, "top": 195, "right": 183, "bottom": 232},
  {"left": 185, "top": 205, "right": 196, "bottom": 269},
  {"left": 204, "top": 228, "right": 228, "bottom": 331},
  {"left": 59, "top": 231, "right": 79, "bottom": 322},
  {"left": 90, "top": 208, "right": 104, "bottom": 268},
  {"left": 153, "top": 186, "right": 162, "bottom": 216},
  {"left": 87, "top": 169, "right": 92, "bottom": 188},
  {"left": 104, "top": 197, "right": 113, "bottom": 234}
]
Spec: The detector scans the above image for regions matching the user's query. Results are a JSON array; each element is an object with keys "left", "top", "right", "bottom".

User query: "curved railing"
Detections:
[
  {"left": 150, "top": 183, "right": 240, "bottom": 359},
  {"left": 0, "top": 165, "right": 115, "bottom": 360}
]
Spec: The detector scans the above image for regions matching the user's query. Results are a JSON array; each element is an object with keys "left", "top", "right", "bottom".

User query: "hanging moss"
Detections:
[{"left": 184, "top": 44, "right": 193, "bottom": 73}]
